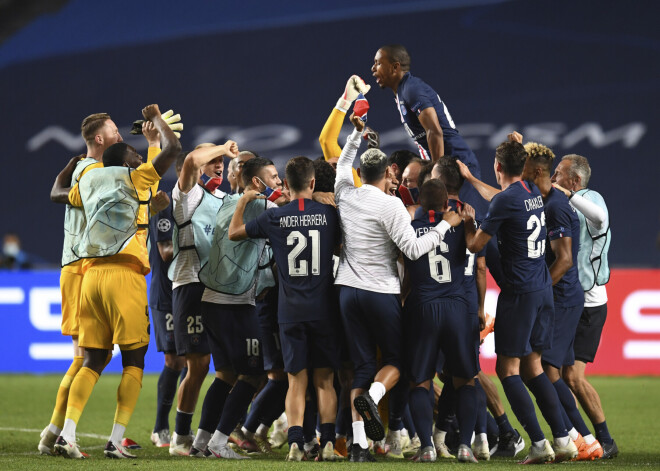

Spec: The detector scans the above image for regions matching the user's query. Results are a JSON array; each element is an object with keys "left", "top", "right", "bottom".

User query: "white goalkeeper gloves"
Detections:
[{"left": 336, "top": 75, "right": 371, "bottom": 112}]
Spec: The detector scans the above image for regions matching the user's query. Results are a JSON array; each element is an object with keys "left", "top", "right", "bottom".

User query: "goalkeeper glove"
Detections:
[
  {"left": 336, "top": 75, "right": 371, "bottom": 112},
  {"left": 130, "top": 109, "right": 184, "bottom": 138}
]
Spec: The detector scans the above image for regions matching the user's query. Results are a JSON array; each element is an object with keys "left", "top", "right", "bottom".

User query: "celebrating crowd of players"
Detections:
[{"left": 38, "top": 44, "right": 616, "bottom": 463}]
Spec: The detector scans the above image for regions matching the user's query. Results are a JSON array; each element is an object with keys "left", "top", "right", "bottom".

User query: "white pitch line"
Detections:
[{"left": 0, "top": 427, "right": 107, "bottom": 440}]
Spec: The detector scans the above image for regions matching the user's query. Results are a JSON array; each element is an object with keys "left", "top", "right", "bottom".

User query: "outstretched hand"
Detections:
[
  {"left": 552, "top": 182, "right": 571, "bottom": 198},
  {"left": 337, "top": 75, "right": 371, "bottom": 111},
  {"left": 150, "top": 190, "right": 170, "bottom": 213},
  {"left": 349, "top": 113, "right": 365, "bottom": 133},
  {"left": 507, "top": 131, "right": 523, "bottom": 144},
  {"left": 456, "top": 159, "right": 474, "bottom": 181}
]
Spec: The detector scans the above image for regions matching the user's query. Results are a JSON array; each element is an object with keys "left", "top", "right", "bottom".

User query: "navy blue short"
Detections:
[
  {"left": 201, "top": 302, "right": 264, "bottom": 375},
  {"left": 172, "top": 282, "right": 209, "bottom": 356},
  {"left": 256, "top": 288, "right": 284, "bottom": 371},
  {"left": 405, "top": 299, "right": 479, "bottom": 383},
  {"left": 338, "top": 286, "right": 402, "bottom": 390},
  {"left": 150, "top": 308, "right": 176, "bottom": 353},
  {"left": 279, "top": 318, "right": 340, "bottom": 373},
  {"left": 573, "top": 304, "right": 607, "bottom": 363},
  {"left": 494, "top": 285, "right": 554, "bottom": 357},
  {"left": 542, "top": 303, "right": 583, "bottom": 368}
]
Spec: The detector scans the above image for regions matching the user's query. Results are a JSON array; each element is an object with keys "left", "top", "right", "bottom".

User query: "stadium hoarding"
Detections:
[{"left": 2, "top": 269, "right": 659, "bottom": 375}]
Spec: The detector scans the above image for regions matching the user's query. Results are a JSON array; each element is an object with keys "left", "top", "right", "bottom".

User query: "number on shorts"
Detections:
[
  {"left": 287, "top": 230, "right": 320, "bottom": 277},
  {"left": 186, "top": 315, "right": 203, "bottom": 334},
  {"left": 429, "top": 240, "right": 451, "bottom": 283},
  {"left": 527, "top": 213, "right": 546, "bottom": 258},
  {"left": 246, "top": 338, "right": 260, "bottom": 357},
  {"left": 165, "top": 313, "right": 174, "bottom": 331}
]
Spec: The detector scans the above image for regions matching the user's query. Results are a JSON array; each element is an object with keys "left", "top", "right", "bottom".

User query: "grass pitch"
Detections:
[{"left": 1, "top": 374, "right": 659, "bottom": 470}]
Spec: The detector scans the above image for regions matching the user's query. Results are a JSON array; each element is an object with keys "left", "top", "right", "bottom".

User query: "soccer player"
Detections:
[
  {"left": 334, "top": 113, "right": 461, "bottom": 462},
  {"left": 371, "top": 44, "right": 487, "bottom": 217},
  {"left": 403, "top": 179, "right": 481, "bottom": 463},
  {"left": 169, "top": 141, "right": 240, "bottom": 456},
  {"left": 552, "top": 154, "right": 617, "bottom": 459},
  {"left": 459, "top": 140, "right": 578, "bottom": 464},
  {"left": 53, "top": 104, "right": 181, "bottom": 459},
  {"left": 148, "top": 155, "right": 187, "bottom": 448},
  {"left": 228, "top": 156, "right": 342, "bottom": 461},
  {"left": 516, "top": 141, "right": 607, "bottom": 461},
  {"left": 198, "top": 157, "right": 281, "bottom": 460},
  {"left": 40, "top": 114, "right": 154, "bottom": 456}
]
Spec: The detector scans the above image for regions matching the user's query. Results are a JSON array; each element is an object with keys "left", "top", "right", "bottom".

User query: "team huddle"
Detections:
[{"left": 38, "top": 44, "right": 616, "bottom": 463}]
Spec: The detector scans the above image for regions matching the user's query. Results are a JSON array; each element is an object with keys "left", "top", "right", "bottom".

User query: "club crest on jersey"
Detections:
[{"left": 157, "top": 218, "right": 171, "bottom": 232}]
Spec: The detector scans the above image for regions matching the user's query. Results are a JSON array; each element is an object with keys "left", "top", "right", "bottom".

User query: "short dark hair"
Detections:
[
  {"left": 359, "top": 148, "right": 389, "bottom": 184},
  {"left": 81, "top": 113, "right": 111, "bottom": 143},
  {"left": 419, "top": 179, "right": 448, "bottom": 213},
  {"left": 285, "top": 156, "right": 315, "bottom": 192},
  {"left": 434, "top": 156, "right": 464, "bottom": 194},
  {"left": 313, "top": 159, "right": 335, "bottom": 192},
  {"left": 380, "top": 44, "right": 411, "bottom": 71},
  {"left": 102, "top": 142, "right": 130, "bottom": 167},
  {"left": 495, "top": 141, "right": 528, "bottom": 177},
  {"left": 241, "top": 156, "right": 274, "bottom": 188},
  {"left": 388, "top": 149, "right": 417, "bottom": 170},
  {"left": 417, "top": 161, "right": 434, "bottom": 188}
]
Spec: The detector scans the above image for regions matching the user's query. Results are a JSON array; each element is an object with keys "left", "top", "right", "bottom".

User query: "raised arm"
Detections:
[
  {"left": 335, "top": 113, "right": 364, "bottom": 192},
  {"left": 178, "top": 141, "right": 239, "bottom": 193},
  {"left": 142, "top": 104, "right": 182, "bottom": 177},
  {"left": 51, "top": 155, "right": 84, "bottom": 204},
  {"left": 457, "top": 159, "right": 501, "bottom": 202},
  {"left": 418, "top": 107, "right": 444, "bottom": 162},
  {"left": 553, "top": 184, "right": 607, "bottom": 230}
]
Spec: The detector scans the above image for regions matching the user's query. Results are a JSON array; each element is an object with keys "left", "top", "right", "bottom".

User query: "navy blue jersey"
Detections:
[
  {"left": 395, "top": 73, "right": 480, "bottom": 175},
  {"left": 404, "top": 209, "right": 467, "bottom": 307},
  {"left": 480, "top": 181, "right": 551, "bottom": 294},
  {"left": 148, "top": 192, "right": 174, "bottom": 311},
  {"left": 543, "top": 187, "right": 584, "bottom": 307},
  {"left": 245, "top": 198, "right": 340, "bottom": 324}
]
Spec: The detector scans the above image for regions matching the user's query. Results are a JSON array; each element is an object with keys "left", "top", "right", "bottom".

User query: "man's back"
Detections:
[{"left": 480, "top": 180, "right": 550, "bottom": 293}]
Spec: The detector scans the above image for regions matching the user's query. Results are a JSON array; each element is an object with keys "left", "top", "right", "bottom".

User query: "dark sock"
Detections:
[
  {"left": 553, "top": 378, "right": 590, "bottom": 437},
  {"left": 436, "top": 381, "right": 455, "bottom": 431},
  {"left": 527, "top": 373, "right": 567, "bottom": 438},
  {"left": 409, "top": 387, "right": 433, "bottom": 448},
  {"left": 335, "top": 406, "right": 351, "bottom": 435},
  {"left": 487, "top": 412, "right": 500, "bottom": 436},
  {"left": 474, "top": 379, "right": 488, "bottom": 434},
  {"left": 456, "top": 384, "right": 478, "bottom": 446},
  {"left": 244, "top": 379, "right": 280, "bottom": 433},
  {"left": 217, "top": 380, "right": 257, "bottom": 435},
  {"left": 594, "top": 421, "right": 613, "bottom": 445},
  {"left": 259, "top": 379, "right": 288, "bottom": 427},
  {"left": 501, "top": 375, "right": 544, "bottom": 443},
  {"left": 198, "top": 378, "right": 232, "bottom": 433},
  {"left": 320, "top": 423, "right": 335, "bottom": 447},
  {"left": 402, "top": 404, "right": 417, "bottom": 437},
  {"left": 495, "top": 412, "right": 515, "bottom": 434},
  {"left": 387, "top": 380, "right": 407, "bottom": 431},
  {"left": 175, "top": 410, "right": 193, "bottom": 436},
  {"left": 154, "top": 366, "right": 180, "bottom": 432},
  {"left": 303, "top": 399, "right": 318, "bottom": 443},
  {"left": 288, "top": 425, "right": 305, "bottom": 450}
]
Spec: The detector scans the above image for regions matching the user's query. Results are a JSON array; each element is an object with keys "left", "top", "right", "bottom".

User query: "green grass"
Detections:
[{"left": 1, "top": 374, "right": 659, "bottom": 469}]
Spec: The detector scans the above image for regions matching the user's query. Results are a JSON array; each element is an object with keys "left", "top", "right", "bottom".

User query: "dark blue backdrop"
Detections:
[{"left": 1, "top": 0, "right": 658, "bottom": 266}]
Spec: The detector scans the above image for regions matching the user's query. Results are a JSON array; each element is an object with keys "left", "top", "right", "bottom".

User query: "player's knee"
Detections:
[
  {"left": 562, "top": 367, "right": 580, "bottom": 390},
  {"left": 268, "top": 369, "right": 286, "bottom": 381},
  {"left": 83, "top": 348, "right": 109, "bottom": 375},
  {"left": 186, "top": 354, "right": 210, "bottom": 376},
  {"left": 164, "top": 352, "right": 184, "bottom": 370},
  {"left": 215, "top": 368, "right": 237, "bottom": 385},
  {"left": 238, "top": 374, "right": 264, "bottom": 389},
  {"left": 121, "top": 346, "right": 148, "bottom": 369}
]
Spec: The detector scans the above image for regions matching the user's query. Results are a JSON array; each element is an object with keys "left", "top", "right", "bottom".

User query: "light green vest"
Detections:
[
  {"left": 199, "top": 195, "right": 275, "bottom": 295},
  {"left": 73, "top": 166, "right": 148, "bottom": 259},
  {"left": 575, "top": 188, "right": 611, "bottom": 290},
  {"left": 168, "top": 186, "right": 225, "bottom": 281},
  {"left": 61, "top": 157, "right": 98, "bottom": 266}
]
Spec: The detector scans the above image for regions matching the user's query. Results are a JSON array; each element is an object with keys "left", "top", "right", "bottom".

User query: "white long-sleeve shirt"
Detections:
[{"left": 334, "top": 129, "right": 450, "bottom": 294}]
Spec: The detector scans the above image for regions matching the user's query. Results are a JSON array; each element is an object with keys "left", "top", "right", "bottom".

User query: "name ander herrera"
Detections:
[{"left": 279, "top": 213, "right": 328, "bottom": 228}]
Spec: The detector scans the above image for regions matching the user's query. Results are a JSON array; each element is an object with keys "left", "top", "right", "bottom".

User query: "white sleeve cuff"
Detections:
[{"left": 434, "top": 220, "right": 451, "bottom": 238}]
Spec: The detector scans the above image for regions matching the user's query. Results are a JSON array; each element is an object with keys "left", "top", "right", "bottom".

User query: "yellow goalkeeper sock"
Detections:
[
  {"left": 49, "top": 356, "right": 84, "bottom": 429},
  {"left": 114, "top": 366, "right": 144, "bottom": 427},
  {"left": 65, "top": 367, "right": 99, "bottom": 425}
]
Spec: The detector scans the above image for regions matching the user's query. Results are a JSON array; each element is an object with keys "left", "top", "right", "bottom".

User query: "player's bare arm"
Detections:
[
  {"left": 143, "top": 104, "right": 182, "bottom": 177},
  {"left": 178, "top": 140, "right": 238, "bottom": 193},
  {"left": 157, "top": 240, "right": 174, "bottom": 263},
  {"left": 475, "top": 255, "right": 487, "bottom": 330},
  {"left": 460, "top": 202, "right": 491, "bottom": 253},
  {"left": 456, "top": 159, "right": 501, "bottom": 202},
  {"left": 228, "top": 190, "right": 265, "bottom": 241},
  {"left": 417, "top": 107, "right": 444, "bottom": 162},
  {"left": 150, "top": 190, "right": 170, "bottom": 216},
  {"left": 50, "top": 154, "right": 85, "bottom": 204},
  {"left": 548, "top": 236, "right": 574, "bottom": 285},
  {"left": 142, "top": 120, "right": 160, "bottom": 149}
]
